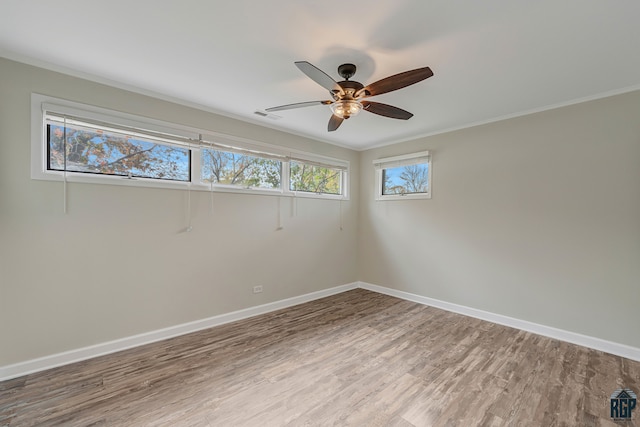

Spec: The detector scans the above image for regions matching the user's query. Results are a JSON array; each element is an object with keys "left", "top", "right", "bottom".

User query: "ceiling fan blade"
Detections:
[
  {"left": 295, "top": 61, "right": 345, "bottom": 96},
  {"left": 362, "top": 101, "right": 413, "bottom": 120},
  {"left": 266, "top": 100, "right": 332, "bottom": 112},
  {"left": 356, "top": 66, "right": 433, "bottom": 98},
  {"left": 328, "top": 114, "right": 344, "bottom": 132}
]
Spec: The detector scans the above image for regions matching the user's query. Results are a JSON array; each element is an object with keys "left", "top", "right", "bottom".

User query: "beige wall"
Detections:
[
  {"left": 2, "top": 55, "right": 639, "bottom": 368},
  {"left": 0, "top": 58, "right": 359, "bottom": 366},
  {"left": 359, "top": 90, "right": 640, "bottom": 348}
]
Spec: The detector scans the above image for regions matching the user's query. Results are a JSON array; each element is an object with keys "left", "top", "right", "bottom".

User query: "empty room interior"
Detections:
[{"left": 1, "top": 2, "right": 639, "bottom": 426}]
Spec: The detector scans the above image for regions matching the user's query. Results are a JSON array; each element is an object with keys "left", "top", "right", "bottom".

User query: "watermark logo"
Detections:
[{"left": 610, "top": 388, "right": 637, "bottom": 420}]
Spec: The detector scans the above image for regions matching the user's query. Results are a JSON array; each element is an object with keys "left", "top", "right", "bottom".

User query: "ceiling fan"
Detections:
[{"left": 266, "top": 61, "right": 434, "bottom": 131}]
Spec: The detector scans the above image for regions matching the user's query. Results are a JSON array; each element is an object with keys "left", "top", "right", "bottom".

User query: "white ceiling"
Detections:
[{"left": 2, "top": 1, "right": 640, "bottom": 150}]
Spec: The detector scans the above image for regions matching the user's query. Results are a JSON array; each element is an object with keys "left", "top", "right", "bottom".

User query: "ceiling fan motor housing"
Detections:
[
  {"left": 332, "top": 64, "right": 364, "bottom": 101},
  {"left": 333, "top": 80, "right": 364, "bottom": 100}
]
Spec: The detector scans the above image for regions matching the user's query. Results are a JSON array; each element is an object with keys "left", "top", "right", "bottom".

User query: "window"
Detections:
[
  {"left": 32, "top": 94, "right": 349, "bottom": 199},
  {"left": 290, "top": 160, "right": 343, "bottom": 195},
  {"left": 46, "top": 115, "right": 190, "bottom": 182},
  {"left": 374, "top": 151, "right": 432, "bottom": 200},
  {"left": 201, "top": 147, "right": 282, "bottom": 190}
]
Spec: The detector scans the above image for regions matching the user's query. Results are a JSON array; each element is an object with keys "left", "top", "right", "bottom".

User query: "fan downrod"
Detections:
[{"left": 337, "top": 63, "right": 357, "bottom": 80}]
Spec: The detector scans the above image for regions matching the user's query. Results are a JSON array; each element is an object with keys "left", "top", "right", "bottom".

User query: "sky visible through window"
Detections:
[
  {"left": 46, "top": 120, "right": 346, "bottom": 196},
  {"left": 382, "top": 164, "right": 429, "bottom": 195},
  {"left": 200, "top": 148, "right": 281, "bottom": 189},
  {"left": 47, "top": 124, "right": 190, "bottom": 181}
]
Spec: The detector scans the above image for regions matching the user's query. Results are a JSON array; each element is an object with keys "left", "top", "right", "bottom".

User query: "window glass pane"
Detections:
[
  {"left": 200, "top": 148, "right": 281, "bottom": 189},
  {"left": 382, "top": 163, "right": 429, "bottom": 195},
  {"left": 47, "top": 123, "right": 190, "bottom": 181},
  {"left": 290, "top": 161, "right": 342, "bottom": 195}
]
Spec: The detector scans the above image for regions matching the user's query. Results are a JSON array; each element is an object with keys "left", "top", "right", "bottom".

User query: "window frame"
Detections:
[
  {"left": 45, "top": 115, "right": 193, "bottom": 183},
  {"left": 31, "top": 94, "right": 349, "bottom": 200},
  {"left": 373, "top": 151, "right": 432, "bottom": 201}
]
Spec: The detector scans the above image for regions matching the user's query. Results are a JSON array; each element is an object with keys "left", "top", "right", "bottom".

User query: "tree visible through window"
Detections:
[
  {"left": 200, "top": 148, "right": 281, "bottom": 189},
  {"left": 47, "top": 123, "right": 190, "bottom": 181},
  {"left": 382, "top": 163, "right": 429, "bottom": 195},
  {"left": 290, "top": 161, "right": 342, "bottom": 195},
  {"left": 38, "top": 97, "right": 349, "bottom": 197}
]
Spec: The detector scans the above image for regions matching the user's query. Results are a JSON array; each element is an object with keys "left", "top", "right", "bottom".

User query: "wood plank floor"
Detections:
[{"left": 1, "top": 289, "right": 639, "bottom": 426}]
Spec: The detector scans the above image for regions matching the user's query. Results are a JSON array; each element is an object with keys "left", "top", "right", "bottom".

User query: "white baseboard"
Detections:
[
  {"left": 3, "top": 280, "right": 637, "bottom": 382},
  {"left": 358, "top": 281, "right": 640, "bottom": 362},
  {"left": 0, "top": 282, "right": 359, "bottom": 382}
]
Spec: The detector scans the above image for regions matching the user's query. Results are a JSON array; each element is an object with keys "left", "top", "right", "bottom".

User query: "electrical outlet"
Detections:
[{"left": 253, "top": 285, "right": 263, "bottom": 294}]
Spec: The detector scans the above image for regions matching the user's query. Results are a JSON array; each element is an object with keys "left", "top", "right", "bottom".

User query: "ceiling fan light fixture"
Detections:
[{"left": 330, "top": 99, "right": 363, "bottom": 119}]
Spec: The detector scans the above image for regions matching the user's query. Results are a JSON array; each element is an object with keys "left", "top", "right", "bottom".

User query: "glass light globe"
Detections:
[{"left": 330, "top": 100, "right": 363, "bottom": 119}]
